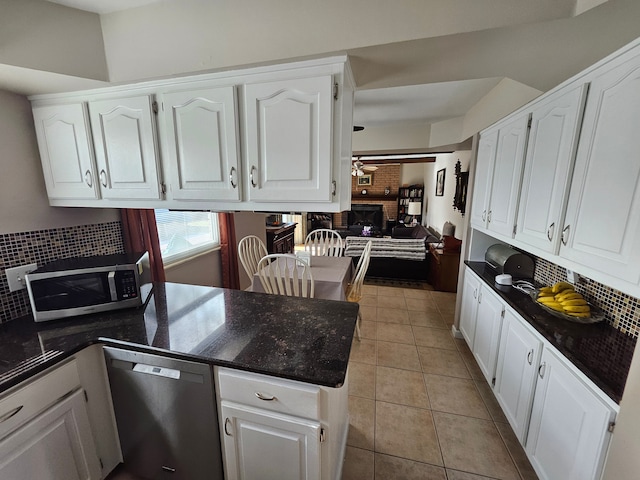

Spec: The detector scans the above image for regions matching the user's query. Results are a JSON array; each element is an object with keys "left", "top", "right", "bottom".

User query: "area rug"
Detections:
[{"left": 364, "top": 276, "right": 433, "bottom": 290}]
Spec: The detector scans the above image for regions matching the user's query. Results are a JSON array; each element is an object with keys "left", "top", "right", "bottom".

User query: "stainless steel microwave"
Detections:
[{"left": 25, "top": 252, "right": 151, "bottom": 322}]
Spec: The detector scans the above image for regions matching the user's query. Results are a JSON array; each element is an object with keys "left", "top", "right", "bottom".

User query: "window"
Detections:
[{"left": 155, "top": 209, "right": 220, "bottom": 264}]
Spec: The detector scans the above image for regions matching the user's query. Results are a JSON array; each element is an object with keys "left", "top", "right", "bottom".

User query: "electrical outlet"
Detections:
[
  {"left": 6, "top": 263, "right": 37, "bottom": 292},
  {"left": 567, "top": 269, "right": 580, "bottom": 284}
]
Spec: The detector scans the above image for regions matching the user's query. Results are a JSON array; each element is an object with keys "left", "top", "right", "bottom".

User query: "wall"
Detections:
[
  {"left": 348, "top": 165, "right": 400, "bottom": 228},
  {"left": 0, "top": 0, "right": 107, "bottom": 80},
  {"left": 234, "top": 212, "right": 268, "bottom": 290},
  {"left": 352, "top": 124, "right": 431, "bottom": 154},
  {"left": 424, "top": 151, "right": 471, "bottom": 238},
  {"left": 164, "top": 249, "right": 222, "bottom": 288}
]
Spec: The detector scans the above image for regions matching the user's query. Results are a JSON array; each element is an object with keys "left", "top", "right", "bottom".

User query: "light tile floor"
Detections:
[{"left": 342, "top": 284, "right": 539, "bottom": 480}]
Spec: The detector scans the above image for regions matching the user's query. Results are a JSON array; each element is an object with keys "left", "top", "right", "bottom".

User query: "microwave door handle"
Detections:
[{"left": 108, "top": 271, "right": 118, "bottom": 301}]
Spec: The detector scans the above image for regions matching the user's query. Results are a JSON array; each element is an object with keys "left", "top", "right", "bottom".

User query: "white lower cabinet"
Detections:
[
  {"left": 459, "top": 268, "right": 481, "bottom": 346},
  {"left": 526, "top": 347, "right": 617, "bottom": 480},
  {"left": 493, "top": 308, "right": 542, "bottom": 442},
  {"left": 472, "top": 285, "right": 505, "bottom": 385},
  {"left": 0, "top": 389, "right": 100, "bottom": 480},
  {"left": 221, "top": 401, "right": 321, "bottom": 480},
  {"left": 0, "top": 359, "right": 102, "bottom": 480},
  {"left": 215, "top": 367, "right": 349, "bottom": 480}
]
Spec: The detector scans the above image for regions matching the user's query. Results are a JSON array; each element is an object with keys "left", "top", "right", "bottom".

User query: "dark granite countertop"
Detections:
[
  {"left": 466, "top": 262, "right": 636, "bottom": 404},
  {"left": 0, "top": 282, "right": 359, "bottom": 394}
]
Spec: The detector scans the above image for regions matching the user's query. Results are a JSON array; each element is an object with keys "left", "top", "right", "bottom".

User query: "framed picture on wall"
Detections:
[
  {"left": 435, "top": 168, "right": 445, "bottom": 196},
  {"left": 357, "top": 174, "right": 372, "bottom": 186}
]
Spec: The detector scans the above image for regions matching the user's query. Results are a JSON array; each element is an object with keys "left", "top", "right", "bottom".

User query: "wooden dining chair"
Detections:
[
  {"left": 304, "top": 229, "right": 344, "bottom": 257},
  {"left": 256, "top": 254, "right": 315, "bottom": 298},
  {"left": 238, "top": 235, "right": 268, "bottom": 280},
  {"left": 345, "top": 240, "right": 373, "bottom": 341}
]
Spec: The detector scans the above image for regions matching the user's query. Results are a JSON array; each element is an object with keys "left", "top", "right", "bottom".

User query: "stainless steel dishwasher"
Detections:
[{"left": 104, "top": 347, "right": 223, "bottom": 479}]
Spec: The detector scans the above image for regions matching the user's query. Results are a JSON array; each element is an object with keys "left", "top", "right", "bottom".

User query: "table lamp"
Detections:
[{"left": 408, "top": 202, "right": 422, "bottom": 226}]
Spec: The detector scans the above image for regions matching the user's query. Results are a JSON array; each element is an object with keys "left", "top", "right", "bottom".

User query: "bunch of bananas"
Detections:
[{"left": 536, "top": 281, "right": 591, "bottom": 318}]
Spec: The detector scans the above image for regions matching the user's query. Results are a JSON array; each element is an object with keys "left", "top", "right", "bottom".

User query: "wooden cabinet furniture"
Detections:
[
  {"left": 32, "top": 103, "right": 98, "bottom": 200},
  {"left": 88, "top": 95, "right": 162, "bottom": 200},
  {"left": 515, "top": 84, "right": 587, "bottom": 254},
  {"left": 460, "top": 266, "right": 619, "bottom": 480},
  {"left": 428, "top": 244, "right": 459, "bottom": 292},
  {"left": 243, "top": 76, "right": 333, "bottom": 204},
  {"left": 30, "top": 56, "right": 354, "bottom": 213},
  {"left": 266, "top": 222, "right": 296, "bottom": 254},
  {"left": 215, "top": 367, "right": 348, "bottom": 480},
  {"left": 470, "top": 113, "right": 529, "bottom": 237},
  {"left": 161, "top": 86, "right": 241, "bottom": 202},
  {"left": 397, "top": 185, "right": 423, "bottom": 224},
  {"left": 526, "top": 347, "right": 616, "bottom": 480},
  {"left": 493, "top": 308, "right": 543, "bottom": 442},
  {"left": 0, "top": 360, "right": 101, "bottom": 480},
  {"left": 559, "top": 47, "right": 640, "bottom": 286}
]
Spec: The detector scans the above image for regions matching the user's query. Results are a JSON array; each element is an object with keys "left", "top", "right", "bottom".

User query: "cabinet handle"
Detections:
[
  {"left": 527, "top": 349, "right": 534, "bottom": 365},
  {"left": 473, "top": 288, "right": 477, "bottom": 300},
  {"left": 547, "top": 222, "right": 555, "bottom": 242},
  {"left": 250, "top": 166, "right": 257, "bottom": 188},
  {"left": 84, "top": 170, "right": 93, "bottom": 188},
  {"left": 332, "top": 180, "right": 337, "bottom": 196},
  {"left": 482, "top": 210, "right": 487, "bottom": 222},
  {"left": 99, "top": 169, "right": 108, "bottom": 188},
  {"left": 478, "top": 291, "right": 482, "bottom": 304},
  {"left": 224, "top": 417, "right": 232, "bottom": 436},
  {"left": 229, "top": 166, "right": 237, "bottom": 188},
  {"left": 538, "top": 362, "right": 546, "bottom": 379},
  {"left": 561, "top": 225, "right": 570, "bottom": 246},
  {"left": 255, "top": 392, "right": 277, "bottom": 401},
  {"left": 487, "top": 210, "right": 492, "bottom": 223},
  {"left": 0, "top": 405, "right": 23, "bottom": 423}
]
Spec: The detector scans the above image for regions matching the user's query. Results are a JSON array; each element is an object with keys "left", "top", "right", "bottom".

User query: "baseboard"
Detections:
[{"left": 451, "top": 324, "right": 464, "bottom": 339}]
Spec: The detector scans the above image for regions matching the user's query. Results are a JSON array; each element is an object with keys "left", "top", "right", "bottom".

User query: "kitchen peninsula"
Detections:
[{"left": 0, "top": 283, "right": 358, "bottom": 480}]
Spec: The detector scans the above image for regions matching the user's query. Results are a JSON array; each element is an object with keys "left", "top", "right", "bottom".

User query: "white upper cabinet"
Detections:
[
  {"left": 88, "top": 95, "right": 162, "bottom": 200},
  {"left": 161, "top": 86, "right": 241, "bottom": 202},
  {"left": 243, "top": 76, "right": 333, "bottom": 203},
  {"left": 32, "top": 103, "right": 98, "bottom": 200},
  {"left": 470, "top": 129, "right": 498, "bottom": 230},
  {"left": 470, "top": 113, "right": 529, "bottom": 237},
  {"left": 560, "top": 48, "right": 640, "bottom": 285},
  {"left": 487, "top": 114, "right": 530, "bottom": 237},
  {"left": 516, "top": 85, "right": 587, "bottom": 253}
]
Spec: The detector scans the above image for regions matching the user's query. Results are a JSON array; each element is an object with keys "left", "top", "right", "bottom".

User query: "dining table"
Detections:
[{"left": 249, "top": 255, "right": 354, "bottom": 301}]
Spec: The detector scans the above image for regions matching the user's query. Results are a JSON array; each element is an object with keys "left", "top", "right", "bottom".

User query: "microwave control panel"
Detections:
[{"left": 117, "top": 270, "right": 139, "bottom": 299}]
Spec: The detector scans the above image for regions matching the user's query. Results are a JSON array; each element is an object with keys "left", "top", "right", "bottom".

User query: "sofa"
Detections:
[{"left": 344, "top": 224, "right": 442, "bottom": 280}]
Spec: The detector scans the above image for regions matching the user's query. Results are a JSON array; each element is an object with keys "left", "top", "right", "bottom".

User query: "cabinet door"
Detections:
[
  {"left": 244, "top": 76, "right": 333, "bottom": 203},
  {"left": 472, "top": 285, "right": 504, "bottom": 385},
  {"left": 470, "top": 129, "right": 498, "bottom": 229},
  {"left": 526, "top": 348, "right": 616, "bottom": 480},
  {"left": 493, "top": 309, "right": 542, "bottom": 442},
  {"left": 459, "top": 267, "right": 481, "bottom": 346},
  {"left": 0, "top": 389, "right": 101, "bottom": 480},
  {"left": 32, "top": 104, "right": 98, "bottom": 200},
  {"left": 89, "top": 95, "right": 162, "bottom": 200},
  {"left": 516, "top": 85, "right": 587, "bottom": 253},
  {"left": 162, "top": 87, "right": 241, "bottom": 201},
  {"left": 487, "top": 114, "right": 529, "bottom": 237},
  {"left": 221, "top": 401, "right": 321, "bottom": 480},
  {"left": 561, "top": 49, "right": 640, "bottom": 284}
]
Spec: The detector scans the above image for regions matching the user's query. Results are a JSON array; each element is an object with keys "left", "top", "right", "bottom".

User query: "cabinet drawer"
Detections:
[
  {"left": 217, "top": 368, "right": 320, "bottom": 420},
  {"left": 0, "top": 359, "right": 80, "bottom": 440}
]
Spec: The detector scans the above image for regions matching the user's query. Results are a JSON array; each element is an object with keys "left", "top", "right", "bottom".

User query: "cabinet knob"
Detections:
[
  {"left": 547, "top": 222, "right": 555, "bottom": 242},
  {"left": 84, "top": 170, "right": 93, "bottom": 188},
  {"left": 250, "top": 166, "right": 257, "bottom": 188},
  {"left": 229, "top": 166, "right": 237, "bottom": 188}
]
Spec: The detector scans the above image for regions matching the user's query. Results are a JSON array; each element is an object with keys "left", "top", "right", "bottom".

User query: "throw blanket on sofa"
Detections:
[{"left": 344, "top": 237, "right": 426, "bottom": 261}]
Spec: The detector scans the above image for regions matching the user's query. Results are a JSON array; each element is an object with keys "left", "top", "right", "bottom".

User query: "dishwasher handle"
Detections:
[{"left": 109, "top": 358, "right": 204, "bottom": 383}]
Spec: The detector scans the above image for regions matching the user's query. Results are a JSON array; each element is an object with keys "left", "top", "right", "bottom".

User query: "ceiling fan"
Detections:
[{"left": 351, "top": 159, "right": 378, "bottom": 176}]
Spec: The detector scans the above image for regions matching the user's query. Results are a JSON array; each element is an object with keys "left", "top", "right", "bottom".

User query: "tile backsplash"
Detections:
[
  {"left": 0, "top": 221, "right": 124, "bottom": 323},
  {"left": 534, "top": 257, "right": 640, "bottom": 338}
]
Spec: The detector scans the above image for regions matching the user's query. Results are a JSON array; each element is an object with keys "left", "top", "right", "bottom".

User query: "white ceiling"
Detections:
[{"left": 45, "top": 0, "right": 164, "bottom": 14}]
